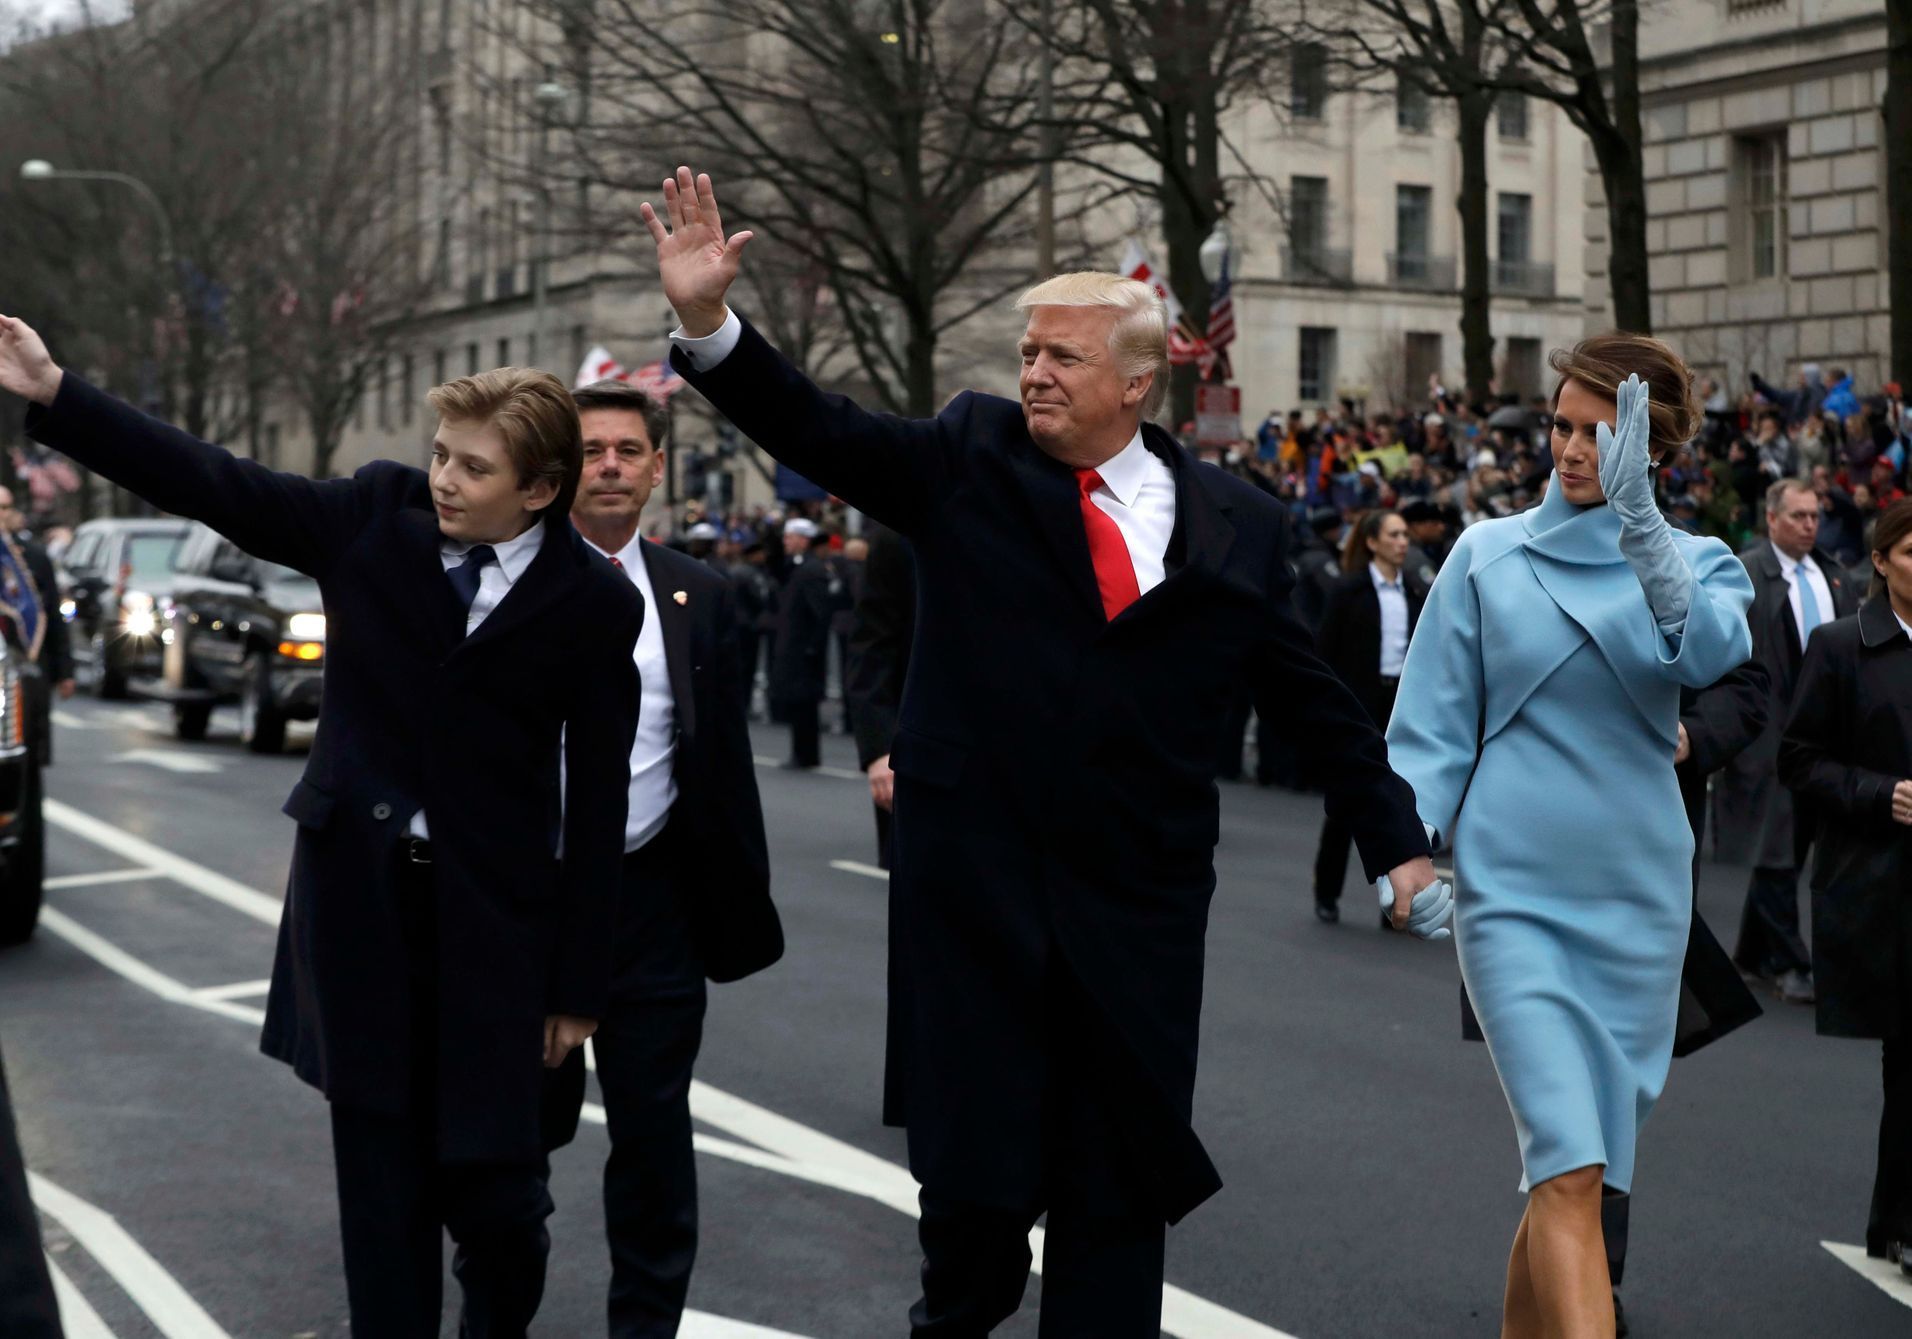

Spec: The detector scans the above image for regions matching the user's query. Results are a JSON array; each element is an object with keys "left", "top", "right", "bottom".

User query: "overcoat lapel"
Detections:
[
  {"left": 1515, "top": 483, "right": 1677, "bottom": 743},
  {"left": 455, "top": 517, "right": 573, "bottom": 660},
  {"left": 392, "top": 508, "right": 467, "bottom": 652},
  {"left": 641, "top": 544, "right": 697, "bottom": 741},
  {"left": 1004, "top": 439, "right": 1107, "bottom": 623},
  {"left": 1111, "top": 429, "right": 1235, "bottom": 626}
]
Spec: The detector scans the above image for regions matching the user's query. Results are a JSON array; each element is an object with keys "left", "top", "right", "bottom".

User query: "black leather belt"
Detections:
[{"left": 400, "top": 837, "right": 434, "bottom": 865}]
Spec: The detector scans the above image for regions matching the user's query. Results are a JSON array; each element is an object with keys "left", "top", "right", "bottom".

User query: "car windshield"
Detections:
[{"left": 124, "top": 534, "right": 185, "bottom": 582}]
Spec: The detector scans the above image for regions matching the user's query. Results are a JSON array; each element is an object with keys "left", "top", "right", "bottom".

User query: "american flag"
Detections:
[
  {"left": 1202, "top": 253, "right": 1234, "bottom": 381},
  {"left": 10, "top": 446, "right": 80, "bottom": 507},
  {"left": 625, "top": 359, "right": 687, "bottom": 400}
]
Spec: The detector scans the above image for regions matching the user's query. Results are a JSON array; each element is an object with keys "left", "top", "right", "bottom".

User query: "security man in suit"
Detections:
[
  {"left": 643, "top": 169, "right": 1446, "bottom": 1337},
  {"left": 1310, "top": 508, "right": 1425, "bottom": 922},
  {"left": 566, "top": 379, "right": 782, "bottom": 1338},
  {"left": 768, "top": 517, "right": 844, "bottom": 769},
  {"left": 1727, "top": 477, "right": 1860, "bottom": 1002},
  {"left": 1, "top": 312, "right": 642, "bottom": 1339}
]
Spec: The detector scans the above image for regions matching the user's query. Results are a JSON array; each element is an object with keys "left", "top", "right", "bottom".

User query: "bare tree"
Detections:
[
  {"left": 1889, "top": 0, "right": 1910, "bottom": 385},
  {"left": 1038, "top": 0, "right": 1292, "bottom": 426},
  {"left": 523, "top": 0, "right": 1057, "bottom": 417},
  {"left": 1487, "top": 0, "right": 1649, "bottom": 333},
  {"left": 1325, "top": 0, "right": 1541, "bottom": 405}
]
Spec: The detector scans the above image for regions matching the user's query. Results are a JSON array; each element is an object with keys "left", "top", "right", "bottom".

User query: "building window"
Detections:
[
  {"left": 1290, "top": 176, "right": 1329, "bottom": 258},
  {"left": 1497, "top": 92, "right": 1528, "bottom": 142},
  {"left": 1397, "top": 74, "right": 1430, "bottom": 134},
  {"left": 433, "top": 348, "right": 447, "bottom": 389},
  {"left": 1497, "top": 192, "right": 1532, "bottom": 264},
  {"left": 467, "top": 341, "right": 480, "bottom": 376},
  {"left": 1291, "top": 43, "right": 1327, "bottom": 120},
  {"left": 435, "top": 218, "right": 452, "bottom": 288},
  {"left": 1298, "top": 327, "right": 1337, "bottom": 402},
  {"left": 1396, "top": 184, "right": 1432, "bottom": 279},
  {"left": 497, "top": 336, "right": 511, "bottom": 368},
  {"left": 401, "top": 354, "right": 416, "bottom": 425},
  {"left": 1734, "top": 132, "right": 1787, "bottom": 281},
  {"left": 1503, "top": 337, "right": 1543, "bottom": 398},
  {"left": 1405, "top": 332, "right": 1443, "bottom": 392}
]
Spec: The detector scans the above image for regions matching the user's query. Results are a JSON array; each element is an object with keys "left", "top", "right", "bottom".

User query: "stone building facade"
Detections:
[{"left": 1595, "top": 0, "right": 1891, "bottom": 390}]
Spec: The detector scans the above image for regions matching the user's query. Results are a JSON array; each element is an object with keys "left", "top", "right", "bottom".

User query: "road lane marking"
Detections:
[
  {"left": 44, "top": 801, "right": 282, "bottom": 926},
  {"left": 680, "top": 1313, "right": 813, "bottom": 1338},
  {"left": 42, "top": 816, "right": 1299, "bottom": 1339},
  {"left": 46, "top": 1253, "right": 118, "bottom": 1339},
  {"left": 45, "top": 868, "right": 165, "bottom": 890},
  {"left": 38, "top": 908, "right": 267, "bottom": 1027},
  {"left": 108, "top": 750, "right": 225, "bottom": 775},
  {"left": 29, "top": 1172, "right": 235, "bottom": 1339},
  {"left": 829, "top": 859, "right": 888, "bottom": 881},
  {"left": 1822, "top": 1241, "right": 1912, "bottom": 1309},
  {"left": 51, "top": 710, "right": 97, "bottom": 730},
  {"left": 192, "top": 979, "right": 273, "bottom": 1003}
]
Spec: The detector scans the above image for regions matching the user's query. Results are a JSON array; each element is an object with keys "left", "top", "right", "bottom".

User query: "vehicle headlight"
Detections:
[
  {"left": 59, "top": 599, "right": 76, "bottom": 622},
  {"left": 286, "top": 612, "right": 327, "bottom": 641},
  {"left": 121, "top": 592, "right": 157, "bottom": 638}
]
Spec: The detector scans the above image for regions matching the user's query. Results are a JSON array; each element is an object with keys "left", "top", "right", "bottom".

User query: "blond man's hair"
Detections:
[
  {"left": 427, "top": 367, "right": 583, "bottom": 516},
  {"left": 1015, "top": 272, "right": 1169, "bottom": 419}
]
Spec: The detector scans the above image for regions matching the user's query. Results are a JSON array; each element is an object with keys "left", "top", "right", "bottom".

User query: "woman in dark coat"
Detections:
[{"left": 1778, "top": 496, "right": 1912, "bottom": 1271}]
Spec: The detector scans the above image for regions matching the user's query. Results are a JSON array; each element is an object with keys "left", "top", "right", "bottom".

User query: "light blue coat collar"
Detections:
[{"left": 1519, "top": 475, "right": 1622, "bottom": 565}]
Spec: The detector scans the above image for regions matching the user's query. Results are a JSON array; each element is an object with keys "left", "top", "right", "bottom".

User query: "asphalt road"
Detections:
[{"left": 2, "top": 694, "right": 1907, "bottom": 1337}]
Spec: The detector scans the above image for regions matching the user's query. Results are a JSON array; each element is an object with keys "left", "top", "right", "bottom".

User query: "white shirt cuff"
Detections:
[{"left": 669, "top": 308, "right": 742, "bottom": 372}]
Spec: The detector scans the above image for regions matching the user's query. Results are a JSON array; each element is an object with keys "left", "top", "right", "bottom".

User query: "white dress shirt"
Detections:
[
  {"left": 671, "top": 307, "right": 1178, "bottom": 594},
  {"left": 585, "top": 532, "right": 678, "bottom": 851},
  {"left": 1895, "top": 607, "right": 1912, "bottom": 642},
  {"left": 1370, "top": 562, "right": 1409, "bottom": 676},
  {"left": 1771, "top": 541, "right": 1836, "bottom": 651},
  {"left": 410, "top": 519, "right": 546, "bottom": 838}
]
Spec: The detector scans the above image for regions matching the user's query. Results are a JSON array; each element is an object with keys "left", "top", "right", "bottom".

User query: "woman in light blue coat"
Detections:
[{"left": 1386, "top": 334, "right": 1754, "bottom": 1338}]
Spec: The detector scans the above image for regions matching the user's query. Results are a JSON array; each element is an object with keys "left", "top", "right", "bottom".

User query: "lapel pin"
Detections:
[{"left": 673, "top": 590, "right": 688, "bottom": 605}]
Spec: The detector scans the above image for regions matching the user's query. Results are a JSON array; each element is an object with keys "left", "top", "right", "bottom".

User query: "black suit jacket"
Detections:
[
  {"left": 1314, "top": 565, "right": 1424, "bottom": 728},
  {"left": 674, "top": 317, "right": 1427, "bottom": 1223},
  {"left": 1728, "top": 542, "right": 1861, "bottom": 869},
  {"left": 768, "top": 553, "right": 842, "bottom": 702},
  {"left": 27, "top": 378, "right": 643, "bottom": 1164},
  {"left": 631, "top": 540, "right": 781, "bottom": 983},
  {"left": 845, "top": 523, "right": 914, "bottom": 771}
]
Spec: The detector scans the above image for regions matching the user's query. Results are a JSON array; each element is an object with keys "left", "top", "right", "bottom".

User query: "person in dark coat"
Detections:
[
  {"left": 833, "top": 534, "right": 868, "bottom": 731},
  {"left": 844, "top": 522, "right": 916, "bottom": 1128},
  {"left": 769, "top": 517, "right": 844, "bottom": 768},
  {"left": 567, "top": 380, "right": 781, "bottom": 1337},
  {"left": 725, "top": 538, "right": 774, "bottom": 713},
  {"left": 1, "top": 313, "right": 643, "bottom": 1337},
  {"left": 1778, "top": 497, "right": 1912, "bottom": 1271},
  {"left": 1311, "top": 508, "right": 1424, "bottom": 922},
  {"left": 1725, "top": 478, "right": 1860, "bottom": 1002},
  {"left": 643, "top": 169, "right": 1446, "bottom": 1336},
  {"left": 0, "top": 1043, "right": 61, "bottom": 1339}
]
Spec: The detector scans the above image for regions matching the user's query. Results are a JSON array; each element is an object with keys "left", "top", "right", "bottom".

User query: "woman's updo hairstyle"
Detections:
[{"left": 1547, "top": 331, "right": 1703, "bottom": 462}]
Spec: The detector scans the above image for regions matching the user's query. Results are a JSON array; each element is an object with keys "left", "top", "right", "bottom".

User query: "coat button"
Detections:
[{"left": 372, "top": 803, "right": 393, "bottom": 821}]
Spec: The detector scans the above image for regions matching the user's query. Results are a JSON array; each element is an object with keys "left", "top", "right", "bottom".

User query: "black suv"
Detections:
[
  {"left": 0, "top": 639, "right": 46, "bottom": 945},
  {"left": 157, "top": 525, "right": 325, "bottom": 753},
  {"left": 56, "top": 517, "right": 193, "bottom": 698},
  {"left": 156, "top": 524, "right": 325, "bottom": 753}
]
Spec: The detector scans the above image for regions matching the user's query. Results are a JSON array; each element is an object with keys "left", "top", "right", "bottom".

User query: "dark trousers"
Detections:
[
  {"left": 1735, "top": 829, "right": 1813, "bottom": 976},
  {"left": 908, "top": 984, "right": 1166, "bottom": 1338},
  {"left": 330, "top": 854, "right": 554, "bottom": 1339},
  {"left": 330, "top": 1105, "right": 555, "bottom": 1339},
  {"left": 875, "top": 803, "right": 894, "bottom": 871},
  {"left": 0, "top": 1046, "right": 61, "bottom": 1339},
  {"left": 592, "top": 828, "right": 708, "bottom": 1339},
  {"left": 1314, "top": 679, "right": 1397, "bottom": 904},
  {"left": 784, "top": 697, "right": 821, "bottom": 766},
  {"left": 1869, "top": 1035, "right": 1912, "bottom": 1255}
]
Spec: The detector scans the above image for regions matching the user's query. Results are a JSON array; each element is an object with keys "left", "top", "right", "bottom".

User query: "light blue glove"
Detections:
[
  {"left": 1597, "top": 373, "right": 1691, "bottom": 633},
  {"left": 1377, "top": 872, "right": 1454, "bottom": 941}
]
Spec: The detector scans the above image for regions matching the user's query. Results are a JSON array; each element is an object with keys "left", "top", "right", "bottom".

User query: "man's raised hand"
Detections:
[
  {"left": 640, "top": 167, "right": 753, "bottom": 339},
  {"left": 0, "top": 315, "right": 63, "bottom": 406}
]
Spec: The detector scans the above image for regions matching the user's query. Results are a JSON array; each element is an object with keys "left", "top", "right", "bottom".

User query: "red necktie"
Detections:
[
  {"left": 1075, "top": 469, "right": 1141, "bottom": 620},
  {"left": 608, "top": 555, "right": 623, "bottom": 570}
]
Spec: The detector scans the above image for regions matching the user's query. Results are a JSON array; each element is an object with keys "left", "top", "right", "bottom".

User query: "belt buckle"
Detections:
[{"left": 404, "top": 838, "right": 433, "bottom": 866}]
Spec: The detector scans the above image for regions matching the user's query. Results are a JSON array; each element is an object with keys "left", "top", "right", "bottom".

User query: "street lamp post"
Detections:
[
  {"left": 19, "top": 160, "right": 176, "bottom": 271},
  {"left": 530, "top": 82, "right": 571, "bottom": 373}
]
